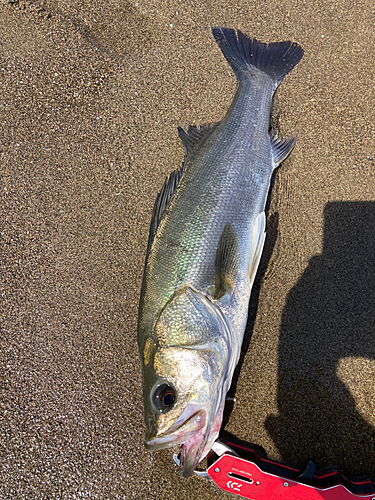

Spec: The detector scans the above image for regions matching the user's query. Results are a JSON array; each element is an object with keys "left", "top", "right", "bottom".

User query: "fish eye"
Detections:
[{"left": 152, "top": 383, "right": 176, "bottom": 412}]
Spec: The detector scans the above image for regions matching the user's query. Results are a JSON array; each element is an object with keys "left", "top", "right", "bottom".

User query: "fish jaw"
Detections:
[
  {"left": 145, "top": 404, "right": 206, "bottom": 451},
  {"left": 179, "top": 429, "right": 207, "bottom": 477},
  {"left": 144, "top": 399, "right": 225, "bottom": 478},
  {"left": 179, "top": 398, "right": 226, "bottom": 477}
]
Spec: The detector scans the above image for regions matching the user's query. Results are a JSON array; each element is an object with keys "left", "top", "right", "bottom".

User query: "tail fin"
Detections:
[{"left": 212, "top": 27, "right": 303, "bottom": 87}]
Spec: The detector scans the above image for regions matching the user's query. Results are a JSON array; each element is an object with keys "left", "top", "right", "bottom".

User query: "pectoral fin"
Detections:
[
  {"left": 249, "top": 212, "right": 266, "bottom": 285},
  {"left": 214, "top": 223, "right": 241, "bottom": 300}
]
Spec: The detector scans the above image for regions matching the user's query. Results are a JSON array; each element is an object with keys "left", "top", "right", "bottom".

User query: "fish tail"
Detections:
[{"left": 211, "top": 27, "right": 303, "bottom": 87}]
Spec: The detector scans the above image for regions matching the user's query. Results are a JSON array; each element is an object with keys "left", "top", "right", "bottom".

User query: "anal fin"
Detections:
[{"left": 270, "top": 133, "right": 296, "bottom": 168}]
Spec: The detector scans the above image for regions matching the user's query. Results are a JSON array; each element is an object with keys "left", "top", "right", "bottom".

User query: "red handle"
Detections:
[{"left": 208, "top": 454, "right": 375, "bottom": 499}]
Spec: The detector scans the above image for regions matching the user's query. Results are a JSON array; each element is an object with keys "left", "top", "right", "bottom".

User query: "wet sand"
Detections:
[{"left": 1, "top": 1, "right": 374, "bottom": 498}]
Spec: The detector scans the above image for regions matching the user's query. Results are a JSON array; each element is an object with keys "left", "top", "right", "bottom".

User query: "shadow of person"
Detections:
[{"left": 265, "top": 201, "right": 375, "bottom": 477}]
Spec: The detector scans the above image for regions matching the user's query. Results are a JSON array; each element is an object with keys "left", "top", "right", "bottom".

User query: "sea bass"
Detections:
[{"left": 137, "top": 27, "right": 303, "bottom": 477}]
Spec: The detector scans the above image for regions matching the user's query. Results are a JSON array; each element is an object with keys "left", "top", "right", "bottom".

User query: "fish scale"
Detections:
[{"left": 138, "top": 27, "right": 303, "bottom": 478}]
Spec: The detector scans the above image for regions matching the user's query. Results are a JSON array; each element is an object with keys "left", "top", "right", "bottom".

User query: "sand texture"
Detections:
[{"left": 1, "top": 0, "right": 375, "bottom": 498}]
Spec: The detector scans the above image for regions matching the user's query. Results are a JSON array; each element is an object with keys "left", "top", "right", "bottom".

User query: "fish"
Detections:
[{"left": 137, "top": 27, "right": 303, "bottom": 478}]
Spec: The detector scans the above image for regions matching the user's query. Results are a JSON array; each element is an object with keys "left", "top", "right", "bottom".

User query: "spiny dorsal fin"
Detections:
[
  {"left": 214, "top": 223, "right": 241, "bottom": 300},
  {"left": 146, "top": 165, "right": 184, "bottom": 258},
  {"left": 270, "top": 133, "right": 296, "bottom": 168},
  {"left": 178, "top": 124, "right": 212, "bottom": 155}
]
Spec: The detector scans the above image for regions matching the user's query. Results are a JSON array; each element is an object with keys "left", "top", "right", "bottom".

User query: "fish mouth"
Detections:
[
  {"left": 178, "top": 398, "right": 226, "bottom": 477},
  {"left": 179, "top": 430, "right": 207, "bottom": 478},
  {"left": 145, "top": 406, "right": 206, "bottom": 452},
  {"left": 145, "top": 398, "right": 227, "bottom": 477}
]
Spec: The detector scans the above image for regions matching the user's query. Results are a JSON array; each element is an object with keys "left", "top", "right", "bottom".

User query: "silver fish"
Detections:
[{"left": 137, "top": 27, "right": 303, "bottom": 477}]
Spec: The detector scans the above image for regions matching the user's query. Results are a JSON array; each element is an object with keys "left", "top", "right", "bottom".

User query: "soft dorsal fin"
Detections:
[
  {"left": 146, "top": 165, "right": 184, "bottom": 258},
  {"left": 270, "top": 133, "right": 296, "bottom": 168},
  {"left": 178, "top": 125, "right": 212, "bottom": 155},
  {"left": 214, "top": 223, "right": 241, "bottom": 300},
  {"left": 145, "top": 124, "right": 213, "bottom": 260}
]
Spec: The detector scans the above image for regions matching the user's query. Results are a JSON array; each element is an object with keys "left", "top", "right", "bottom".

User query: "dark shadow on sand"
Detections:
[{"left": 264, "top": 201, "right": 375, "bottom": 476}]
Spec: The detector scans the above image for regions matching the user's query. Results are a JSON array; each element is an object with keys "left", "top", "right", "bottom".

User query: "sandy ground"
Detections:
[{"left": 1, "top": 0, "right": 374, "bottom": 498}]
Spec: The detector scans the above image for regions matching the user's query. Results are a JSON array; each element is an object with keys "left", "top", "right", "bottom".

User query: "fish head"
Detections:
[{"left": 140, "top": 285, "right": 233, "bottom": 477}]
